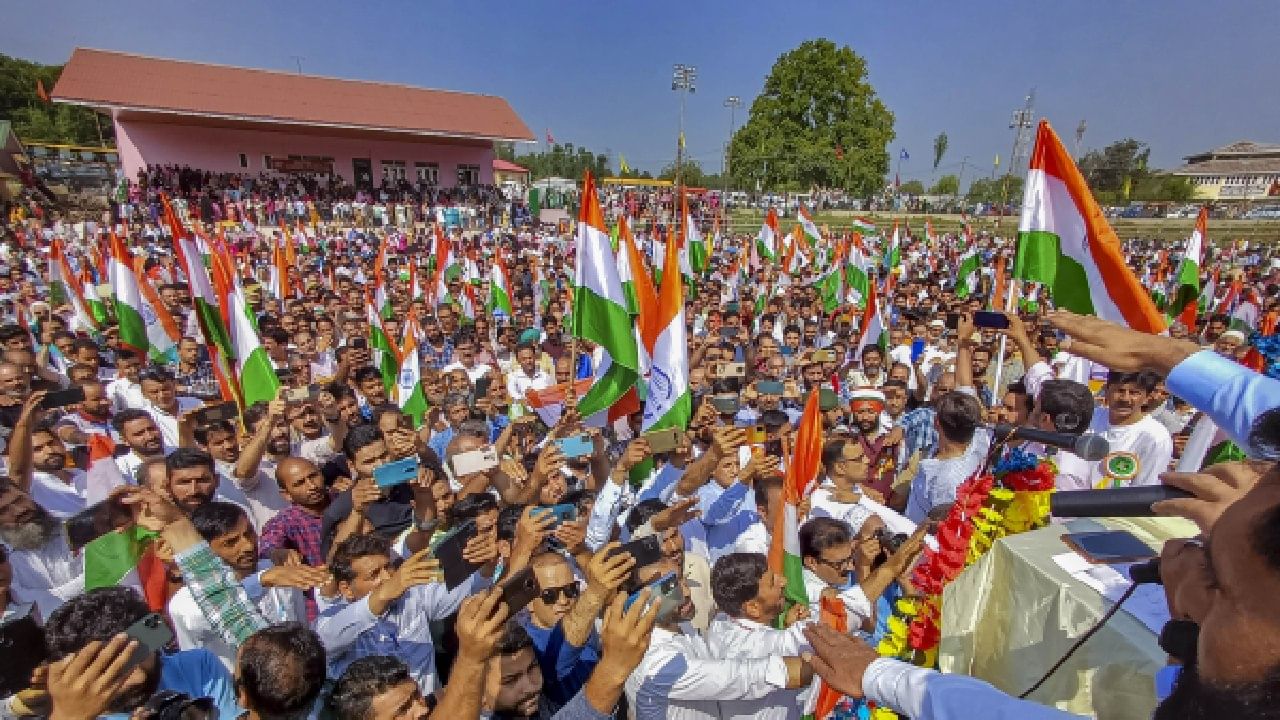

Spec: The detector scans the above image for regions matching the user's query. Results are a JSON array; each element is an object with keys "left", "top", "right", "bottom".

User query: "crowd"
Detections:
[{"left": 0, "top": 165, "right": 1279, "bottom": 720}]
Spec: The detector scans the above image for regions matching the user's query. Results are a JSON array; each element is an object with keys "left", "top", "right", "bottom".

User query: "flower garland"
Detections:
[{"left": 867, "top": 448, "right": 1055, "bottom": 720}]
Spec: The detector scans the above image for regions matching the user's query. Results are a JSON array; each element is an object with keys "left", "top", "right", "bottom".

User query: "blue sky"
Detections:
[{"left": 5, "top": 0, "right": 1277, "bottom": 187}]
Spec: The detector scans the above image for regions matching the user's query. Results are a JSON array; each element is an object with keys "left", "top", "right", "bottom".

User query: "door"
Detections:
[{"left": 352, "top": 158, "right": 373, "bottom": 191}]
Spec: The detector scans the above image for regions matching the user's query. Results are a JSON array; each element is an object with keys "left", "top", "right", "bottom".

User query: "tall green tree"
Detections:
[
  {"left": 1078, "top": 138, "right": 1150, "bottom": 195},
  {"left": 513, "top": 143, "right": 612, "bottom": 180},
  {"left": 728, "top": 39, "right": 894, "bottom": 196},
  {"left": 0, "top": 53, "right": 110, "bottom": 145},
  {"left": 899, "top": 179, "right": 925, "bottom": 195},
  {"left": 929, "top": 174, "right": 959, "bottom": 195},
  {"left": 932, "top": 132, "right": 948, "bottom": 169}
]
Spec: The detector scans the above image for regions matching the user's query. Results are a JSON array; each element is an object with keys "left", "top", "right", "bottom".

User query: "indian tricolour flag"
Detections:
[
  {"left": 84, "top": 524, "right": 168, "bottom": 611},
  {"left": 616, "top": 216, "right": 647, "bottom": 316},
  {"left": 489, "top": 251, "right": 513, "bottom": 316},
  {"left": 798, "top": 206, "right": 822, "bottom": 247},
  {"left": 844, "top": 244, "right": 871, "bottom": 309},
  {"left": 431, "top": 225, "right": 455, "bottom": 306},
  {"left": 954, "top": 244, "right": 981, "bottom": 299},
  {"left": 368, "top": 297, "right": 400, "bottom": 391},
  {"left": 682, "top": 192, "right": 708, "bottom": 276},
  {"left": 753, "top": 208, "right": 780, "bottom": 268},
  {"left": 395, "top": 313, "right": 428, "bottom": 427},
  {"left": 1014, "top": 120, "right": 1165, "bottom": 333},
  {"left": 49, "top": 238, "right": 98, "bottom": 334},
  {"left": 571, "top": 172, "right": 640, "bottom": 419},
  {"left": 855, "top": 280, "right": 887, "bottom": 357},
  {"left": 852, "top": 217, "right": 876, "bottom": 234},
  {"left": 640, "top": 221, "right": 691, "bottom": 434},
  {"left": 223, "top": 275, "right": 280, "bottom": 407},
  {"left": 767, "top": 390, "right": 845, "bottom": 719},
  {"left": 108, "top": 232, "right": 149, "bottom": 356},
  {"left": 1171, "top": 207, "right": 1208, "bottom": 330},
  {"left": 134, "top": 257, "right": 182, "bottom": 364},
  {"left": 882, "top": 221, "right": 901, "bottom": 271}
]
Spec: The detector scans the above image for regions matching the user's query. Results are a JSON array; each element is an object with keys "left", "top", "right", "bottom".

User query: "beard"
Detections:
[
  {"left": 0, "top": 506, "right": 60, "bottom": 550},
  {"left": 1154, "top": 656, "right": 1280, "bottom": 720},
  {"left": 107, "top": 659, "right": 163, "bottom": 713}
]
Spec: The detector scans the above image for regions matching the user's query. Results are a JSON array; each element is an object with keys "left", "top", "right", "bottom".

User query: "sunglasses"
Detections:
[{"left": 538, "top": 583, "right": 581, "bottom": 605}]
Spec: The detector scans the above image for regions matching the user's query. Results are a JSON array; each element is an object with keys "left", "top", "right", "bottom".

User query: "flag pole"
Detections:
[{"left": 991, "top": 254, "right": 1018, "bottom": 407}]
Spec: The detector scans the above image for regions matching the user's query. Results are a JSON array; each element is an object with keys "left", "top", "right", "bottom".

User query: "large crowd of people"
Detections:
[{"left": 0, "top": 165, "right": 1279, "bottom": 720}]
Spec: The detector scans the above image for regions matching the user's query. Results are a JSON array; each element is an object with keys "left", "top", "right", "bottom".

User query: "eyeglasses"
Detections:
[
  {"left": 815, "top": 552, "right": 855, "bottom": 570},
  {"left": 538, "top": 583, "right": 582, "bottom": 604}
]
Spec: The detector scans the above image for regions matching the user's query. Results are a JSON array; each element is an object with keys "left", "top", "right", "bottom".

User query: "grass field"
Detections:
[{"left": 723, "top": 209, "right": 1280, "bottom": 243}]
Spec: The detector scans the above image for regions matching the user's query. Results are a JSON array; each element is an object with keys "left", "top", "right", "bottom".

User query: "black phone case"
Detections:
[
  {"left": 433, "top": 520, "right": 480, "bottom": 589},
  {"left": 611, "top": 534, "right": 663, "bottom": 569},
  {"left": 499, "top": 567, "right": 540, "bottom": 613},
  {"left": 0, "top": 615, "right": 47, "bottom": 696}
]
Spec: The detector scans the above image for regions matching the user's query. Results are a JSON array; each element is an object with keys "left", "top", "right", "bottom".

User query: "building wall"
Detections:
[
  {"left": 1180, "top": 172, "right": 1280, "bottom": 201},
  {"left": 113, "top": 118, "right": 495, "bottom": 187}
]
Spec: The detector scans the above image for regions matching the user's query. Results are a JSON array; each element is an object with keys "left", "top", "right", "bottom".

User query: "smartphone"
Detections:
[
  {"left": 755, "top": 380, "right": 784, "bottom": 396},
  {"left": 717, "top": 362, "right": 746, "bottom": 378},
  {"left": 555, "top": 434, "right": 594, "bottom": 459},
  {"left": 719, "top": 326, "right": 740, "bottom": 339},
  {"left": 710, "top": 395, "right": 740, "bottom": 415},
  {"left": 64, "top": 500, "right": 117, "bottom": 550},
  {"left": 432, "top": 519, "right": 479, "bottom": 589},
  {"left": 609, "top": 534, "right": 663, "bottom": 569},
  {"left": 624, "top": 571, "right": 679, "bottom": 612},
  {"left": 910, "top": 338, "right": 926, "bottom": 364},
  {"left": 746, "top": 424, "right": 768, "bottom": 445},
  {"left": 452, "top": 447, "right": 499, "bottom": 476},
  {"left": 195, "top": 402, "right": 239, "bottom": 426},
  {"left": 283, "top": 386, "right": 315, "bottom": 403},
  {"left": 351, "top": 337, "right": 368, "bottom": 350},
  {"left": 945, "top": 313, "right": 960, "bottom": 330},
  {"left": 474, "top": 375, "right": 492, "bottom": 399},
  {"left": 811, "top": 349, "right": 834, "bottom": 363},
  {"left": 1061, "top": 530, "right": 1157, "bottom": 564},
  {"left": 373, "top": 456, "right": 419, "bottom": 489},
  {"left": 40, "top": 386, "right": 87, "bottom": 409},
  {"left": 642, "top": 427, "right": 681, "bottom": 454},
  {"left": 973, "top": 310, "right": 1011, "bottom": 330},
  {"left": 498, "top": 566, "right": 540, "bottom": 614},
  {"left": 534, "top": 503, "right": 578, "bottom": 525},
  {"left": 124, "top": 613, "right": 174, "bottom": 666}
]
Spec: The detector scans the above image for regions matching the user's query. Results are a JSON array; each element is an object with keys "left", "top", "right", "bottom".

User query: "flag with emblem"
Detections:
[
  {"left": 396, "top": 313, "right": 428, "bottom": 427},
  {"left": 1170, "top": 207, "right": 1207, "bottom": 331}
]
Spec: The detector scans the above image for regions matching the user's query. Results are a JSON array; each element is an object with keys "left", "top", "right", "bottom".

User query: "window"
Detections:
[
  {"left": 382, "top": 160, "right": 407, "bottom": 181},
  {"left": 264, "top": 155, "right": 273, "bottom": 170},
  {"left": 457, "top": 163, "right": 480, "bottom": 186},
  {"left": 238, "top": 153, "right": 248, "bottom": 169},
  {"left": 415, "top": 162, "right": 439, "bottom": 185}
]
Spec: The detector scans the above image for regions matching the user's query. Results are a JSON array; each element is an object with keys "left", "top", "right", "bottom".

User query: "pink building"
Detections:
[{"left": 51, "top": 48, "right": 534, "bottom": 189}]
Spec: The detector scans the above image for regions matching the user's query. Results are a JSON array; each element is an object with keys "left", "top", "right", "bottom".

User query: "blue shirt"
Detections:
[
  {"left": 694, "top": 481, "right": 759, "bottom": 562},
  {"left": 521, "top": 620, "right": 601, "bottom": 709},
  {"left": 105, "top": 649, "right": 239, "bottom": 720},
  {"left": 1165, "top": 349, "right": 1280, "bottom": 457}
]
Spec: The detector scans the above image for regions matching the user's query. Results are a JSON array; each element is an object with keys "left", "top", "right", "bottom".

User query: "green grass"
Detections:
[{"left": 722, "top": 209, "right": 1280, "bottom": 243}]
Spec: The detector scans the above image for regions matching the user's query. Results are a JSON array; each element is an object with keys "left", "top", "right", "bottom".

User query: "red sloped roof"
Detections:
[
  {"left": 52, "top": 48, "right": 534, "bottom": 142},
  {"left": 492, "top": 159, "right": 528, "bottom": 173}
]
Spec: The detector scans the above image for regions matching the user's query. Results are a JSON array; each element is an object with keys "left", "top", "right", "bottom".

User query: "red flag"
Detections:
[{"left": 36, "top": 78, "right": 50, "bottom": 104}]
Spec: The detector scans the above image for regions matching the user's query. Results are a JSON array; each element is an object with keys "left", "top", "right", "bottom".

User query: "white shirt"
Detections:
[
  {"left": 506, "top": 366, "right": 552, "bottom": 403},
  {"left": 810, "top": 487, "right": 917, "bottom": 537},
  {"left": 1054, "top": 408, "right": 1174, "bottom": 490},
  {"left": 115, "top": 445, "right": 173, "bottom": 485},
  {"left": 706, "top": 615, "right": 811, "bottom": 720},
  {"left": 213, "top": 460, "right": 289, "bottom": 530},
  {"left": 29, "top": 469, "right": 90, "bottom": 519},
  {"left": 105, "top": 377, "right": 145, "bottom": 412},
  {"left": 904, "top": 430, "right": 991, "bottom": 523},
  {"left": 7, "top": 532, "right": 85, "bottom": 619},
  {"left": 862, "top": 658, "right": 1083, "bottom": 719},
  {"left": 169, "top": 560, "right": 306, "bottom": 671},
  {"left": 144, "top": 396, "right": 203, "bottom": 448},
  {"left": 441, "top": 361, "right": 491, "bottom": 384},
  {"left": 626, "top": 623, "right": 791, "bottom": 720},
  {"left": 799, "top": 567, "right": 873, "bottom": 627}
]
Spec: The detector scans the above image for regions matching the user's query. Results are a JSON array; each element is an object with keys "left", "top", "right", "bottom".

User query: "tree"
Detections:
[
  {"left": 1132, "top": 175, "right": 1196, "bottom": 202},
  {"left": 1078, "top": 138, "right": 1150, "bottom": 196},
  {"left": 932, "top": 132, "right": 948, "bottom": 170},
  {"left": 929, "top": 174, "right": 959, "bottom": 196},
  {"left": 966, "top": 176, "right": 1024, "bottom": 204},
  {"left": 728, "top": 39, "right": 894, "bottom": 196},
  {"left": 0, "top": 53, "right": 110, "bottom": 146},
  {"left": 899, "top": 179, "right": 925, "bottom": 195},
  {"left": 659, "top": 160, "right": 716, "bottom": 188},
  {"left": 512, "top": 143, "right": 611, "bottom": 180}
]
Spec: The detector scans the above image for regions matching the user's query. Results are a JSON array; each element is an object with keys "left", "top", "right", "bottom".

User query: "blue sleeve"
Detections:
[
  {"left": 698, "top": 483, "right": 751, "bottom": 527},
  {"left": 1165, "top": 350, "right": 1280, "bottom": 456}
]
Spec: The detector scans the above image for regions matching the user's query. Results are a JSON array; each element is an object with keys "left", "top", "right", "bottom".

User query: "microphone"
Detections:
[
  {"left": 1128, "top": 558, "right": 1162, "bottom": 585},
  {"left": 988, "top": 424, "right": 1111, "bottom": 461},
  {"left": 1050, "top": 486, "right": 1193, "bottom": 517}
]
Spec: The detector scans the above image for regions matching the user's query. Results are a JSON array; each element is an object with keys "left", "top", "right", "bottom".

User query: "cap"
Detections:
[
  {"left": 518, "top": 328, "right": 542, "bottom": 344},
  {"left": 928, "top": 319, "right": 946, "bottom": 329}
]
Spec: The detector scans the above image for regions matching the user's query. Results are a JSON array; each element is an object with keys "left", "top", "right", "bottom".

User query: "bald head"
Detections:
[
  {"left": 275, "top": 457, "right": 329, "bottom": 511},
  {"left": 0, "top": 361, "right": 29, "bottom": 398}
]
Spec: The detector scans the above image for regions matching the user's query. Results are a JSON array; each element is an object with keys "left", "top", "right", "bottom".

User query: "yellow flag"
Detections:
[
  {"left": 994, "top": 154, "right": 1001, "bottom": 168},
  {"left": 619, "top": 154, "right": 631, "bottom": 174},
  {"left": 679, "top": 132, "right": 686, "bottom": 150}
]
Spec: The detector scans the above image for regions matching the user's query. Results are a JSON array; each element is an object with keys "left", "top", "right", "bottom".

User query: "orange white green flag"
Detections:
[
  {"left": 571, "top": 172, "right": 640, "bottom": 418},
  {"left": 1015, "top": 120, "right": 1165, "bottom": 333}
]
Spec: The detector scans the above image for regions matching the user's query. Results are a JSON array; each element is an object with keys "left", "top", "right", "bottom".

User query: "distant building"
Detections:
[
  {"left": 1172, "top": 141, "right": 1280, "bottom": 201},
  {"left": 492, "top": 158, "right": 530, "bottom": 186},
  {"left": 51, "top": 48, "right": 533, "bottom": 189}
]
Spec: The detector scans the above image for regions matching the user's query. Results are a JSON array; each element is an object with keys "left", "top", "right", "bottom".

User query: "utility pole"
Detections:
[
  {"left": 723, "top": 96, "right": 742, "bottom": 195},
  {"left": 1007, "top": 90, "right": 1036, "bottom": 180},
  {"left": 1075, "top": 119, "right": 1088, "bottom": 160},
  {"left": 671, "top": 64, "right": 697, "bottom": 190},
  {"left": 957, "top": 155, "right": 970, "bottom": 198},
  {"left": 290, "top": 55, "right": 305, "bottom": 74}
]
